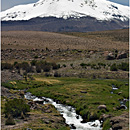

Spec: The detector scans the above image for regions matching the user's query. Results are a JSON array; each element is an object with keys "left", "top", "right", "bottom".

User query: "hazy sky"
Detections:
[{"left": 1, "top": 0, "right": 129, "bottom": 11}]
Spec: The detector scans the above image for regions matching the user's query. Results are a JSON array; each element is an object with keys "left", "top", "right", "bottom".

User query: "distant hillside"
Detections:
[{"left": 1, "top": 29, "right": 129, "bottom": 50}]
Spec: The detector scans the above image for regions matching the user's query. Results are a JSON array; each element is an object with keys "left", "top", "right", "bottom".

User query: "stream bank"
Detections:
[{"left": 25, "top": 92, "right": 102, "bottom": 130}]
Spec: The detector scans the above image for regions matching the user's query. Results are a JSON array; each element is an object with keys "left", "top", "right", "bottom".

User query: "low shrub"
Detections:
[
  {"left": 118, "top": 62, "right": 129, "bottom": 71},
  {"left": 70, "top": 63, "right": 73, "bottom": 67},
  {"left": 5, "top": 115, "right": 15, "bottom": 125},
  {"left": 34, "top": 55, "right": 38, "bottom": 59},
  {"left": 43, "top": 65, "right": 51, "bottom": 72},
  {"left": 36, "top": 64, "right": 42, "bottom": 73},
  {"left": 110, "top": 63, "right": 118, "bottom": 71},
  {"left": 63, "top": 64, "right": 66, "bottom": 67},
  {"left": 45, "top": 73, "right": 51, "bottom": 77},
  {"left": 4, "top": 98, "right": 30, "bottom": 118},
  {"left": 1, "top": 63, "right": 13, "bottom": 70},
  {"left": 80, "top": 63, "right": 87, "bottom": 67},
  {"left": 13, "top": 61, "right": 18, "bottom": 66},
  {"left": 30, "top": 60, "right": 37, "bottom": 66},
  {"left": 52, "top": 63, "right": 60, "bottom": 70},
  {"left": 54, "top": 72, "right": 61, "bottom": 77}
]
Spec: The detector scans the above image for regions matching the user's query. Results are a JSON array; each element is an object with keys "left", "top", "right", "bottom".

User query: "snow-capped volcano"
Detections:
[{"left": 1, "top": 0, "right": 129, "bottom": 21}]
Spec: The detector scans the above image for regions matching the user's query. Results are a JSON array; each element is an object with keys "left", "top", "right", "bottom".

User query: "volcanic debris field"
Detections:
[{"left": 1, "top": 29, "right": 129, "bottom": 130}]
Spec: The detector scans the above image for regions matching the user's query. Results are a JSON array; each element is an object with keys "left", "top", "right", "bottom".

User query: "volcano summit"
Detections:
[{"left": 1, "top": 0, "right": 129, "bottom": 32}]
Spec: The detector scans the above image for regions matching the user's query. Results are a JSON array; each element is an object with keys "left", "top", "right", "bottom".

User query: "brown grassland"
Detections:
[{"left": 1, "top": 29, "right": 128, "bottom": 50}]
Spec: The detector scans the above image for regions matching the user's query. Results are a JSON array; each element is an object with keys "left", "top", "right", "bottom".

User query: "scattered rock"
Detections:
[
  {"left": 99, "top": 114, "right": 111, "bottom": 121},
  {"left": 76, "top": 115, "right": 79, "bottom": 119},
  {"left": 106, "top": 53, "right": 115, "bottom": 60},
  {"left": 11, "top": 70, "right": 15, "bottom": 73},
  {"left": 117, "top": 51, "right": 127, "bottom": 59},
  {"left": 125, "top": 83, "right": 128, "bottom": 86},
  {"left": 103, "top": 51, "right": 109, "bottom": 57},
  {"left": 119, "top": 105, "right": 127, "bottom": 110},
  {"left": 1, "top": 70, "right": 23, "bottom": 83},
  {"left": 89, "top": 51, "right": 94, "bottom": 54},
  {"left": 110, "top": 112, "right": 129, "bottom": 130},
  {"left": 91, "top": 123, "right": 98, "bottom": 127}
]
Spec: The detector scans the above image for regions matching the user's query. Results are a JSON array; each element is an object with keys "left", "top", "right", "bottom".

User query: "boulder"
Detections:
[
  {"left": 70, "top": 124, "right": 76, "bottom": 129},
  {"left": 27, "top": 128, "right": 32, "bottom": 130},
  {"left": 34, "top": 100, "right": 44, "bottom": 104},
  {"left": 98, "top": 105, "right": 107, "bottom": 110},
  {"left": 76, "top": 115, "right": 79, "bottom": 119},
  {"left": 99, "top": 114, "right": 111, "bottom": 121},
  {"left": 103, "top": 51, "right": 109, "bottom": 57},
  {"left": 106, "top": 53, "right": 115, "bottom": 60},
  {"left": 120, "top": 105, "right": 127, "bottom": 110},
  {"left": 118, "top": 92, "right": 122, "bottom": 95},
  {"left": 117, "top": 51, "right": 127, "bottom": 59}
]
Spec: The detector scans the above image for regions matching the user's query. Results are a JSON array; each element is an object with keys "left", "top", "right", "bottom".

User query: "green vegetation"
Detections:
[
  {"left": 79, "top": 62, "right": 128, "bottom": 72},
  {"left": 118, "top": 62, "right": 129, "bottom": 71},
  {"left": 80, "top": 63, "right": 87, "bottom": 68},
  {"left": 2, "top": 96, "right": 70, "bottom": 129},
  {"left": 27, "top": 77, "right": 129, "bottom": 121},
  {"left": 110, "top": 63, "right": 118, "bottom": 71},
  {"left": 110, "top": 62, "right": 129, "bottom": 71},
  {"left": 102, "top": 119, "right": 111, "bottom": 130},
  {"left": 63, "top": 64, "right": 66, "bottom": 67},
  {"left": 4, "top": 98, "right": 30, "bottom": 118},
  {"left": 2, "top": 60, "right": 60, "bottom": 74},
  {"left": 2, "top": 76, "right": 129, "bottom": 123}
]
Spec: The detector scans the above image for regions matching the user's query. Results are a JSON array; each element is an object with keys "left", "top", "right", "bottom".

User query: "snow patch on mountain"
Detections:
[{"left": 0, "top": 0, "right": 129, "bottom": 21}]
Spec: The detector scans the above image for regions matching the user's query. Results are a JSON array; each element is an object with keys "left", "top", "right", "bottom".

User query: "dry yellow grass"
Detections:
[{"left": 34, "top": 77, "right": 60, "bottom": 84}]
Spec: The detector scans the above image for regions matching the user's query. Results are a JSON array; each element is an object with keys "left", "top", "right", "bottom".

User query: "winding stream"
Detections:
[{"left": 25, "top": 92, "right": 102, "bottom": 130}]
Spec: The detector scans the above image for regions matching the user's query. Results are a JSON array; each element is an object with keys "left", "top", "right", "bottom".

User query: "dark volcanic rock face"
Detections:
[{"left": 1, "top": 17, "right": 129, "bottom": 32}]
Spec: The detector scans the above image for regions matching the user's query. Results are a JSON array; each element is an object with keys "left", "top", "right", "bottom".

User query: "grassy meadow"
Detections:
[{"left": 2, "top": 75, "right": 129, "bottom": 129}]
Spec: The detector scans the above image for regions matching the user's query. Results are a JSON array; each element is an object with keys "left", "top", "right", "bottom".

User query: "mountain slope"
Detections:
[
  {"left": 1, "top": 0, "right": 129, "bottom": 21},
  {"left": 1, "top": 17, "right": 129, "bottom": 32}
]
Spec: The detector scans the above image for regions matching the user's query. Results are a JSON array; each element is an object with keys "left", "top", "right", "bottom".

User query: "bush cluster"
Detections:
[
  {"left": 80, "top": 62, "right": 129, "bottom": 71},
  {"left": 118, "top": 62, "right": 129, "bottom": 71},
  {"left": 110, "top": 62, "right": 129, "bottom": 71},
  {"left": 80, "top": 62, "right": 106, "bottom": 70},
  {"left": 4, "top": 98, "right": 30, "bottom": 118},
  {"left": 110, "top": 63, "right": 118, "bottom": 71},
  {"left": 2, "top": 60, "right": 60, "bottom": 73},
  {"left": 35, "top": 61, "right": 60, "bottom": 73}
]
